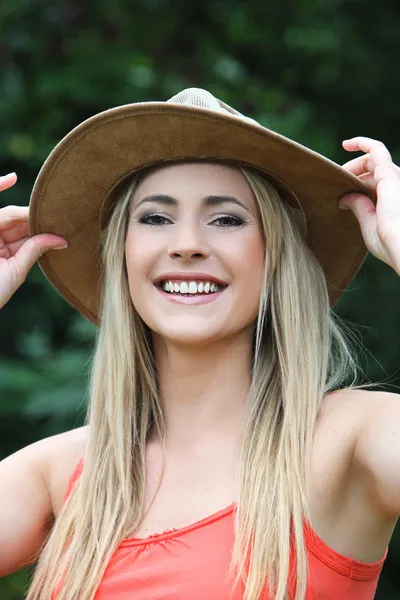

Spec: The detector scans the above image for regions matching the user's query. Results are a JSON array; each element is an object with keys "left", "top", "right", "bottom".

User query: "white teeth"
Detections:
[{"left": 160, "top": 280, "right": 223, "bottom": 294}]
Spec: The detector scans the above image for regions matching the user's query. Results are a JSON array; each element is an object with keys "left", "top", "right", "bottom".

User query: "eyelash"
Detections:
[
  {"left": 138, "top": 213, "right": 245, "bottom": 227},
  {"left": 138, "top": 214, "right": 169, "bottom": 226}
]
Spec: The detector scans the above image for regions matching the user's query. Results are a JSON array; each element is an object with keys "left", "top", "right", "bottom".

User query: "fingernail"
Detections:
[
  {"left": 53, "top": 244, "right": 68, "bottom": 250},
  {"left": 338, "top": 203, "right": 349, "bottom": 210}
]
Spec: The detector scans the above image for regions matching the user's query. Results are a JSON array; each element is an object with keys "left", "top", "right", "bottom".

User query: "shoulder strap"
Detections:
[{"left": 62, "top": 458, "right": 84, "bottom": 505}]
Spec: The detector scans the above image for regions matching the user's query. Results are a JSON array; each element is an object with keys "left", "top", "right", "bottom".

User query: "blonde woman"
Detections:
[{"left": 0, "top": 89, "right": 400, "bottom": 600}]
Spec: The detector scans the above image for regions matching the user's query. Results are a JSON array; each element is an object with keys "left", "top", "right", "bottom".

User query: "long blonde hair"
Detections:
[{"left": 26, "top": 160, "right": 374, "bottom": 600}]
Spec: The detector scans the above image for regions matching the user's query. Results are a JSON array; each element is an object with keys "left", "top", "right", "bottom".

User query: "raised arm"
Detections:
[{"left": 0, "top": 172, "right": 70, "bottom": 576}]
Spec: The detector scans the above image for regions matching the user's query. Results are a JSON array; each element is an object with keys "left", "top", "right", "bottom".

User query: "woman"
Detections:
[{"left": 0, "top": 88, "right": 399, "bottom": 600}]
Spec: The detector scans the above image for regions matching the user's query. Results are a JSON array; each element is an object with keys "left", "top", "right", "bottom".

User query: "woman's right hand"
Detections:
[{"left": 0, "top": 173, "right": 68, "bottom": 309}]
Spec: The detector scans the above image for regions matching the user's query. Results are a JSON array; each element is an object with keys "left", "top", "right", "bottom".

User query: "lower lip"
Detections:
[{"left": 155, "top": 285, "right": 226, "bottom": 304}]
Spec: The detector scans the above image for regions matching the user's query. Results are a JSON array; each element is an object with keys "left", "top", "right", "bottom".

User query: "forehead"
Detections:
[{"left": 131, "top": 161, "right": 257, "bottom": 209}]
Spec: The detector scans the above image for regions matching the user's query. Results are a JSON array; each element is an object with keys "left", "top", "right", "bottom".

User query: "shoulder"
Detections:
[
  {"left": 316, "top": 387, "right": 376, "bottom": 451},
  {"left": 319, "top": 387, "right": 397, "bottom": 435},
  {"left": 351, "top": 389, "right": 400, "bottom": 518},
  {"left": 311, "top": 388, "right": 398, "bottom": 560},
  {"left": 39, "top": 425, "right": 88, "bottom": 517},
  {"left": 315, "top": 388, "right": 400, "bottom": 508},
  {"left": 324, "top": 387, "right": 400, "bottom": 519}
]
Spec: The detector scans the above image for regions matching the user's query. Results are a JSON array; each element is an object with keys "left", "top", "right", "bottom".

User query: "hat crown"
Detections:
[
  {"left": 168, "top": 88, "right": 221, "bottom": 110},
  {"left": 167, "top": 87, "right": 259, "bottom": 126}
]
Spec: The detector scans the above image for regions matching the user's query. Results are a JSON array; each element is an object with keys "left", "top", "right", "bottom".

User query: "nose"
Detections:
[{"left": 168, "top": 220, "right": 210, "bottom": 262}]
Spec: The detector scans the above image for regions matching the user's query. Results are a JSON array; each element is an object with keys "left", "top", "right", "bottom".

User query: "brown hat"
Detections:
[{"left": 28, "top": 87, "right": 371, "bottom": 325}]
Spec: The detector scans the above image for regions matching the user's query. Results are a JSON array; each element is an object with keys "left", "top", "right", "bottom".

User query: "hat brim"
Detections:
[{"left": 29, "top": 102, "right": 371, "bottom": 324}]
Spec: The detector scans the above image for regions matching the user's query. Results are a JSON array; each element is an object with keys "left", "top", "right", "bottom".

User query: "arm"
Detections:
[
  {"left": 0, "top": 425, "right": 87, "bottom": 577},
  {"left": 0, "top": 438, "right": 54, "bottom": 577},
  {"left": 0, "top": 173, "right": 72, "bottom": 576}
]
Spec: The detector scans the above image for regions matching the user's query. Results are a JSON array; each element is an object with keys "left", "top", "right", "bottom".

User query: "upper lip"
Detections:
[{"left": 153, "top": 272, "right": 228, "bottom": 286}]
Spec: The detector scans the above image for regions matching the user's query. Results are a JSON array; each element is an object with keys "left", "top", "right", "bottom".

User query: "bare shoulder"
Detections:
[
  {"left": 40, "top": 425, "right": 88, "bottom": 517},
  {"left": 312, "top": 387, "right": 387, "bottom": 507},
  {"left": 0, "top": 425, "right": 88, "bottom": 576},
  {"left": 310, "top": 388, "right": 398, "bottom": 561},
  {"left": 315, "top": 387, "right": 375, "bottom": 452},
  {"left": 317, "top": 387, "right": 398, "bottom": 469},
  {"left": 320, "top": 386, "right": 382, "bottom": 420},
  {"left": 351, "top": 388, "right": 400, "bottom": 517}
]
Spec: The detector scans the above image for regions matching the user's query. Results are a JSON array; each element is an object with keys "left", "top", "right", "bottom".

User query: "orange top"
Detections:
[{"left": 57, "top": 460, "right": 387, "bottom": 599}]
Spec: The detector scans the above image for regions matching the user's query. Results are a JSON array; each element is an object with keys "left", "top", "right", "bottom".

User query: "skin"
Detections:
[
  {"left": 1, "top": 136, "right": 400, "bottom": 573},
  {"left": 124, "top": 162, "right": 265, "bottom": 450}
]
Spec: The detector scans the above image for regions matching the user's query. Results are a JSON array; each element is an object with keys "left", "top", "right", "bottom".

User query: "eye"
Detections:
[
  {"left": 138, "top": 213, "right": 172, "bottom": 226},
  {"left": 210, "top": 215, "right": 244, "bottom": 227}
]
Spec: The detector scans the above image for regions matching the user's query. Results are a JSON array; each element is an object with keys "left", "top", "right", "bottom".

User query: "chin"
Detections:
[
  {"left": 163, "top": 332, "right": 222, "bottom": 346},
  {"left": 152, "top": 325, "right": 227, "bottom": 348}
]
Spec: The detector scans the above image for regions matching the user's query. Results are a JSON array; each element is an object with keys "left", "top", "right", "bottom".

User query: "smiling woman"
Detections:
[
  {"left": 0, "top": 88, "right": 393, "bottom": 600},
  {"left": 124, "top": 162, "right": 264, "bottom": 345}
]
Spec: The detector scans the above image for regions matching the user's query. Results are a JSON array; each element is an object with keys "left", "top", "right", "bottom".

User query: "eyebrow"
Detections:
[{"left": 133, "top": 194, "right": 249, "bottom": 211}]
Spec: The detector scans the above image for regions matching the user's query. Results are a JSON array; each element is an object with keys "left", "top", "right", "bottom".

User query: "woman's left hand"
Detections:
[{"left": 339, "top": 136, "right": 400, "bottom": 276}]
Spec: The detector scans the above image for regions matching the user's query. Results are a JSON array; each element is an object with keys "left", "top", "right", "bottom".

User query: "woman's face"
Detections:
[{"left": 125, "top": 162, "right": 265, "bottom": 346}]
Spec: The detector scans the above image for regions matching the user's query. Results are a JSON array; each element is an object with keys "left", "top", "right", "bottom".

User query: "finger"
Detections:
[
  {"left": 343, "top": 138, "right": 400, "bottom": 186},
  {"left": 343, "top": 137, "right": 391, "bottom": 159},
  {"left": 343, "top": 154, "right": 400, "bottom": 178},
  {"left": 0, "top": 236, "right": 30, "bottom": 258},
  {"left": 338, "top": 192, "right": 376, "bottom": 218},
  {"left": 0, "top": 173, "right": 17, "bottom": 192},
  {"left": 340, "top": 193, "right": 379, "bottom": 254},
  {"left": 338, "top": 192, "right": 378, "bottom": 251},
  {"left": 2, "top": 222, "right": 29, "bottom": 244},
  {"left": 0, "top": 233, "right": 68, "bottom": 260},
  {"left": 11, "top": 235, "right": 68, "bottom": 281},
  {"left": 342, "top": 155, "right": 369, "bottom": 176},
  {"left": 343, "top": 137, "right": 394, "bottom": 173},
  {"left": 358, "top": 173, "right": 379, "bottom": 197},
  {"left": 0, "top": 206, "right": 29, "bottom": 230}
]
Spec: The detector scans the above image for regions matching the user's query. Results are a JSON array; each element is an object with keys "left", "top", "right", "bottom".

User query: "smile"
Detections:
[
  {"left": 160, "top": 280, "right": 224, "bottom": 295},
  {"left": 155, "top": 279, "right": 227, "bottom": 305}
]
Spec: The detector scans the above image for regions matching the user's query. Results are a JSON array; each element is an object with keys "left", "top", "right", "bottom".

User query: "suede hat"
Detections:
[{"left": 28, "top": 87, "right": 372, "bottom": 325}]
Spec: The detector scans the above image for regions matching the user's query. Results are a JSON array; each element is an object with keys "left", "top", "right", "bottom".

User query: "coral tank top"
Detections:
[{"left": 59, "top": 460, "right": 387, "bottom": 599}]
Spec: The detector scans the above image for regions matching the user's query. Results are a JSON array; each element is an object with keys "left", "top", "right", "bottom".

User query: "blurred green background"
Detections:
[{"left": 1, "top": 0, "right": 400, "bottom": 597}]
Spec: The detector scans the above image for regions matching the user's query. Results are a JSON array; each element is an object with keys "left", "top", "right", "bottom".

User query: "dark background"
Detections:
[{"left": 1, "top": 0, "right": 400, "bottom": 597}]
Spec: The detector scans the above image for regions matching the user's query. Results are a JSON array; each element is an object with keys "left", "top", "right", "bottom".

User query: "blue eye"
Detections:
[
  {"left": 139, "top": 213, "right": 171, "bottom": 226},
  {"left": 211, "top": 215, "right": 244, "bottom": 227}
]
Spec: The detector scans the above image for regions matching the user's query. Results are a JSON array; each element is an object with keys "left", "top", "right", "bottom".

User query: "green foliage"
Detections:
[
  {"left": 0, "top": 569, "right": 31, "bottom": 600},
  {"left": 0, "top": 0, "right": 399, "bottom": 597}
]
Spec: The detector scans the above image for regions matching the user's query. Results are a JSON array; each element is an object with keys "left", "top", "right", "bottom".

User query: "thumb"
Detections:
[
  {"left": 338, "top": 192, "right": 376, "bottom": 221},
  {"left": 15, "top": 234, "right": 68, "bottom": 281}
]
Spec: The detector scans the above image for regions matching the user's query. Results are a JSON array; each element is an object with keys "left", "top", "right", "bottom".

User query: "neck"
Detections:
[{"left": 152, "top": 329, "right": 253, "bottom": 451}]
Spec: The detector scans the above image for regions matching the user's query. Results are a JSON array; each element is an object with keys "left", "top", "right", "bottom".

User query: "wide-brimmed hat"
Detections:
[{"left": 28, "top": 87, "right": 372, "bottom": 325}]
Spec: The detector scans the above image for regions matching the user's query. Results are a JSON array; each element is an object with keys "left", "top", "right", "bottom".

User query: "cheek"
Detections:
[
  {"left": 233, "top": 230, "right": 265, "bottom": 282},
  {"left": 247, "top": 245, "right": 265, "bottom": 311},
  {"left": 124, "top": 232, "right": 152, "bottom": 292},
  {"left": 228, "top": 230, "right": 265, "bottom": 314},
  {"left": 247, "top": 232, "right": 265, "bottom": 269}
]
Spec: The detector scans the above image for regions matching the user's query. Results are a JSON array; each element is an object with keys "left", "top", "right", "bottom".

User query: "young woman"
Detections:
[{"left": 0, "top": 88, "right": 399, "bottom": 600}]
